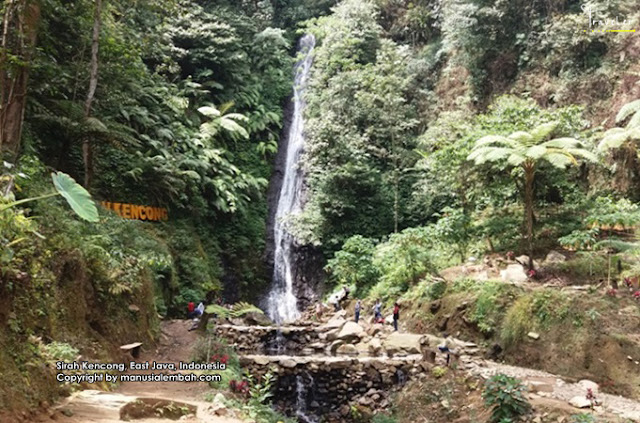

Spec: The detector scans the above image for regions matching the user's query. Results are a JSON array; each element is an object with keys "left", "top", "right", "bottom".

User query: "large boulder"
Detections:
[
  {"left": 337, "top": 321, "right": 364, "bottom": 342},
  {"left": 321, "top": 316, "right": 347, "bottom": 331},
  {"left": 383, "top": 333, "right": 423, "bottom": 356},
  {"left": 500, "top": 264, "right": 528, "bottom": 282}
]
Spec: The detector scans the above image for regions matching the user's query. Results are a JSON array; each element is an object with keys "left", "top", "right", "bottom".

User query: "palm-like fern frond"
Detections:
[
  {"left": 205, "top": 302, "right": 264, "bottom": 319},
  {"left": 529, "top": 122, "right": 558, "bottom": 143},
  {"left": 616, "top": 99, "right": 640, "bottom": 127},
  {"left": 599, "top": 100, "right": 640, "bottom": 153},
  {"left": 594, "top": 239, "right": 640, "bottom": 253}
]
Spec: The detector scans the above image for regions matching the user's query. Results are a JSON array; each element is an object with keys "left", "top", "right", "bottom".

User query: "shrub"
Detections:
[
  {"left": 570, "top": 413, "right": 596, "bottom": 423},
  {"left": 42, "top": 342, "right": 79, "bottom": 362},
  {"left": 325, "top": 235, "right": 380, "bottom": 296},
  {"left": 470, "top": 282, "right": 512, "bottom": 335},
  {"left": 432, "top": 366, "right": 448, "bottom": 379},
  {"left": 190, "top": 335, "right": 242, "bottom": 389},
  {"left": 371, "top": 413, "right": 396, "bottom": 423},
  {"left": 482, "top": 374, "right": 531, "bottom": 423}
]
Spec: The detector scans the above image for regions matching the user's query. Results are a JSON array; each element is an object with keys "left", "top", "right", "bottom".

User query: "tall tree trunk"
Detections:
[
  {"left": 83, "top": 0, "right": 102, "bottom": 188},
  {"left": 0, "top": 0, "right": 40, "bottom": 157},
  {"left": 523, "top": 163, "right": 536, "bottom": 271}
]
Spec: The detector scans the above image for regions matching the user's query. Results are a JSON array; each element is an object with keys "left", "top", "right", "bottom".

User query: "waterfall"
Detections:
[
  {"left": 266, "top": 34, "right": 316, "bottom": 324},
  {"left": 295, "top": 372, "right": 317, "bottom": 423}
]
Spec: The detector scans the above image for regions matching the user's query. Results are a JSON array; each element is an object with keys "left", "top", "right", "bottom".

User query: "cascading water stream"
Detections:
[
  {"left": 265, "top": 34, "right": 316, "bottom": 324},
  {"left": 295, "top": 372, "right": 317, "bottom": 423}
]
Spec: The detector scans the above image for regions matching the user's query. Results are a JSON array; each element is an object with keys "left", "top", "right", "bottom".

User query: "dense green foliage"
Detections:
[
  {"left": 3, "top": 0, "right": 339, "bottom": 313},
  {"left": 3, "top": 0, "right": 640, "bottom": 417}
]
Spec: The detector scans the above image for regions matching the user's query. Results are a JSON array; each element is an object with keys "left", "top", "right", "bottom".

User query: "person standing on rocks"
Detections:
[
  {"left": 393, "top": 302, "right": 400, "bottom": 331},
  {"left": 438, "top": 333, "right": 455, "bottom": 366},
  {"left": 355, "top": 299, "right": 361, "bottom": 323},
  {"left": 373, "top": 299, "right": 382, "bottom": 323}
]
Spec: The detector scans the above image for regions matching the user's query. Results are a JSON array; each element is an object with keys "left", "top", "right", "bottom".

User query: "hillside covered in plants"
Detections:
[{"left": 1, "top": 0, "right": 640, "bottom": 422}]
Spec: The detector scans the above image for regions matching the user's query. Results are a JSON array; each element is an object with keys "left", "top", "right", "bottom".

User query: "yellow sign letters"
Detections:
[{"left": 100, "top": 202, "right": 168, "bottom": 222}]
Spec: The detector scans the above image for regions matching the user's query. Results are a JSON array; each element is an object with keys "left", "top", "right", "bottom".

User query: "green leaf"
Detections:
[
  {"left": 525, "top": 145, "right": 546, "bottom": 160},
  {"left": 529, "top": 122, "right": 557, "bottom": 143},
  {"left": 598, "top": 128, "right": 630, "bottom": 151},
  {"left": 198, "top": 106, "right": 221, "bottom": 118},
  {"left": 220, "top": 118, "right": 249, "bottom": 139},
  {"left": 51, "top": 172, "right": 99, "bottom": 222},
  {"left": 616, "top": 99, "right": 640, "bottom": 124}
]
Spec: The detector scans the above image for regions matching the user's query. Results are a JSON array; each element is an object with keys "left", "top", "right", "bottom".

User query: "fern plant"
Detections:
[
  {"left": 205, "top": 302, "right": 264, "bottom": 319},
  {"left": 598, "top": 99, "right": 640, "bottom": 152},
  {"left": 483, "top": 374, "right": 531, "bottom": 423}
]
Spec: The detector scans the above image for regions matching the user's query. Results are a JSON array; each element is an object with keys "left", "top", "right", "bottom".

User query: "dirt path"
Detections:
[
  {"left": 39, "top": 320, "right": 242, "bottom": 423},
  {"left": 463, "top": 359, "right": 640, "bottom": 421}
]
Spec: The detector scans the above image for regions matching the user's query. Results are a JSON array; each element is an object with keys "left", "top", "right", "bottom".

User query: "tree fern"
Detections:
[{"left": 468, "top": 121, "right": 596, "bottom": 269}]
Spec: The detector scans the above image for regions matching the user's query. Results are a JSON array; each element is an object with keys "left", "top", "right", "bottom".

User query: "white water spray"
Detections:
[
  {"left": 295, "top": 372, "right": 317, "bottom": 423},
  {"left": 266, "top": 34, "right": 316, "bottom": 324}
]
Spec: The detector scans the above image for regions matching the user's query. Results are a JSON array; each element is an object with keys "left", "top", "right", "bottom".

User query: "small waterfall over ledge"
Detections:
[{"left": 265, "top": 34, "right": 316, "bottom": 324}]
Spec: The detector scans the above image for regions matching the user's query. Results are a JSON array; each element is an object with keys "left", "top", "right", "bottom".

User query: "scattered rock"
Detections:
[
  {"left": 569, "top": 396, "right": 592, "bottom": 409},
  {"left": 501, "top": 264, "right": 528, "bottom": 282},
  {"left": 339, "top": 404, "right": 350, "bottom": 416},
  {"left": 544, "top": 250, "right": 566, "bottom": 264},
  {"left": 279, "top": 358, "right": 297, "bottom": 368},
  {"left": 577, "top": 379, "right": 599, "bottom": 393},
  {"left": 336, "top": 344, "right": 359, "bottom": 356},
  {"left": 527, "top": 332, "right": 540, "bottom": 340},
  {"left": 526, "top": 380, "right": 554, "bottom": 393},
  {"left": 329, "top": 340, "right": 345, "bottom": 355},
  {"left": 213, "top": 393, "right": 226, "bottom": 405},
  {"left": 254, "top": 356, "right": 270, "bottom": 365},
  {"left": 367, "top": 325, "right": 383, "bottom": 337},
  {"left": 368, "top": 338, "right": 382, "bottom": 356},
  {"left": 243, "top": 311, "right": 273, "bottom": 326},
  {"left": 211, "top": 404, "right": 228, "bottom": 416},
  {"left": 326, "top": 329, "right": 341, "bottom": 342},
  {"left": 515, "top": 255, "right": 539, "bottom": 269}
]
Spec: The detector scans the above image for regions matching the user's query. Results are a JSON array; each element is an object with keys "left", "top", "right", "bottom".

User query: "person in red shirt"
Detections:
[
  {"left": 187, "top": 301, "right": 195, "bottom": 319},
  {"left": 393, "top": 302, "right": 400, "bottom": 331}
]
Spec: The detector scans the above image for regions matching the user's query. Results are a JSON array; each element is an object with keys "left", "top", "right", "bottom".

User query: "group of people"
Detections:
[
  {"left": 352, "top": 299, "right": 400, "bottom": 331},
  {"left": 358, "top": 299, "right": 456, "bottom": 365},
  {"left": 186, "top": 301, "right": 205, "bottom": 319}
]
